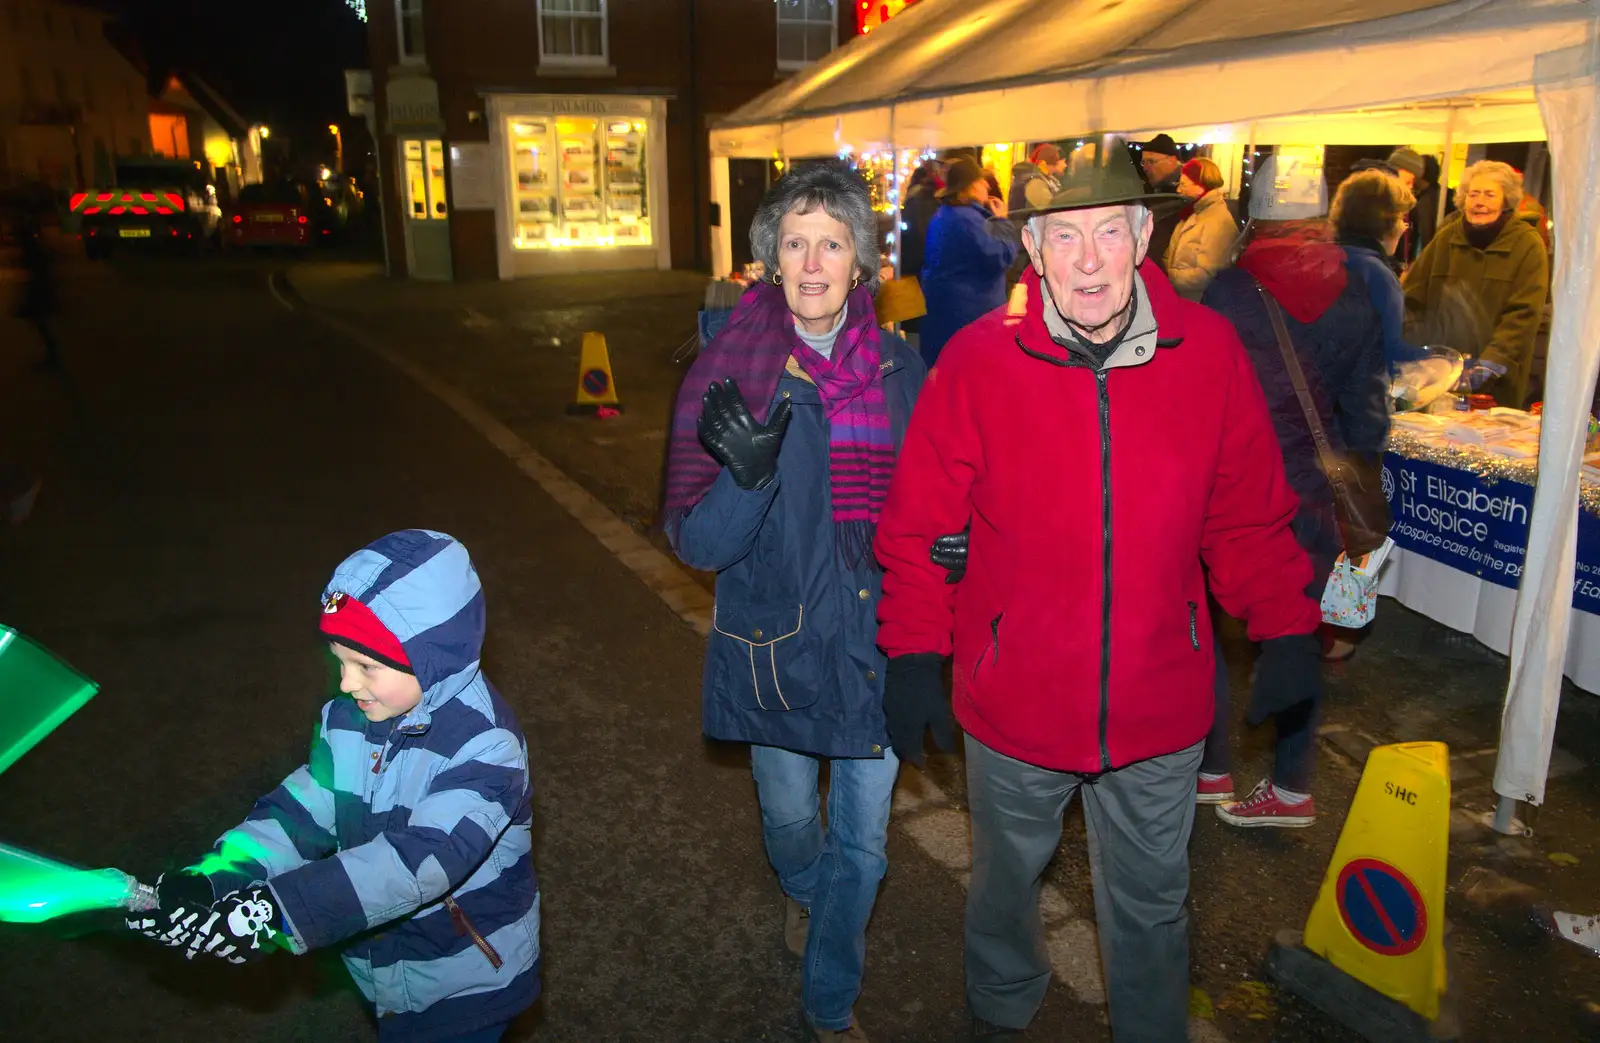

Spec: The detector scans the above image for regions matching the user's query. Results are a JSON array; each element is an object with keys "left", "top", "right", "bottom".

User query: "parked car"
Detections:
[
  {"left": 75, "top": 159, "right": 223, "bottom": 258},
  {"left": 227, "top": 181, "right": 315, "bottom": 250}
]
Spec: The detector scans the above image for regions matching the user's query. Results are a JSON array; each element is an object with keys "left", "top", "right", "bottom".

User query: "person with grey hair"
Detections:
[
  {"left": 662, "top": 161, "right": 926, "bottom": 1043},
  {"left": 875, "top": 142, "right": 1322, "bottom": 1041},
  {"left": 1403, "top": 159, "right": 1549, "bottom": 406}
]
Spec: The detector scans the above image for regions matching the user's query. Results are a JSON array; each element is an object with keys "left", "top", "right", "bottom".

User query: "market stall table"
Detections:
[{"left": 1378, "top": 413, "right": 1600, "bottom": 693}]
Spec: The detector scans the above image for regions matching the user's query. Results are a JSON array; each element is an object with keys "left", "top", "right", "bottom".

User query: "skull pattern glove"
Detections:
[{"left": 129, "top": 881, "right": 285, "bottom": 964}]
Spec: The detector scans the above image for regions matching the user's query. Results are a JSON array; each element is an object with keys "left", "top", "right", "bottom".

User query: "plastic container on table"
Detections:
[{"left": 0, "top": 625, "right": 99, "bottom": 778}]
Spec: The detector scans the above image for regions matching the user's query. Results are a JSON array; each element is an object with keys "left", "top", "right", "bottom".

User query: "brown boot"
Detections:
[
  {"left": 784, "top": 896, "right": 810, "bottom": 957},
  {"left": 811, "top": 1019, "right": 869, "bottom": 1042}
]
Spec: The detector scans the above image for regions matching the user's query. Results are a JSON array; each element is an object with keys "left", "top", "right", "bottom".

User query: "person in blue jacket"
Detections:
[
  {"left": 916, "top": 156, "right": 1019, "bottom": 368},
  {"left": 662, "top": 162, "right": 925, "bottom": 1043},
  {"left": 129, "top": 530, "right": 540, "bottom": 1043},
  {"left": 1330, "top": 169, "right": 1428, "bottom": 373},
  {"left": 1200, "top": 162, "right": 1393, "bottom": 828}
]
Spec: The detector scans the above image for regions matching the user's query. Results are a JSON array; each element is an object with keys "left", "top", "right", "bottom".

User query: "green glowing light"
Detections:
[
  {"left": 187, "top": 830, "right": 273, "bottom": 879},
  {"left": 0, "top": 626, "right": 99, "bottom": 778},
  {"left": 0, "top": 842, "right": 134, "bottom": 923}
]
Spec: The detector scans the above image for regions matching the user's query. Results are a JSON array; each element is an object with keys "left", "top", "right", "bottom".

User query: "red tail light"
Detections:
[
  {"left": 232, "top": 214, "right": 244, "bottom": 224},
  {"left": 297, "top": 215, "right": 308, "bottom": 225},
  {"left": 70, "top": 192, "right": 87, "bottom": 210}
]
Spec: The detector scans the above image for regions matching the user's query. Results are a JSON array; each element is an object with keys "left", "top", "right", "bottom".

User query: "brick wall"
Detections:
[{"left": 368, "top": 0, "right": 855, "bottom": 277}]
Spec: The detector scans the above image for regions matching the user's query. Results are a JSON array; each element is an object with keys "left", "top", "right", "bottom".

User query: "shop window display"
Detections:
[{"left": 508, "top": 115, "right": 649, "bottom": 249}]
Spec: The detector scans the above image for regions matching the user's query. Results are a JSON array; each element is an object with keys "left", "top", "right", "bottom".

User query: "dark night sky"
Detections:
[{"left": 109, "top": 0, "right": 370, "bottom": 166}]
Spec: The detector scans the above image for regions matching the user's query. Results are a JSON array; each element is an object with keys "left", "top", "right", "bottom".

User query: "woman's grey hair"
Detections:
[
  {"left": 750, "top": 162, "right": 881, "bottom": 293},
  {"left": 1454, "top": 160, "right": 1524, "bottom": 213}
]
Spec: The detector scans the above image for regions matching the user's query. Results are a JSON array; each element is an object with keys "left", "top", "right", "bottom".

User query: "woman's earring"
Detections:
[
  {"left": 851, "top": 275, "right": 860, "bottom": 289},
  {"left": 772, "top": 273, "right": 783, "bottom": 286}
]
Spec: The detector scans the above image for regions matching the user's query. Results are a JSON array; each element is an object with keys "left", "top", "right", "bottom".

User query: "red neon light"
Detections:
[
  {"left": 82, "top": 206, "right": 101, "bottom": 214},
  {"left": 130, "top": 206, "right": 149, "bottom": 215},
  {"left": 109, "top": 206, "right": 126, "bottom": 214},
  {"left": 70, "top": 192, "right": 87, "bottom": 210},
  {"left": 165, "top": 193, "right": 185, "bottom": 211},
  {"left": 232, "top": 214, "right": 243, "bottom": 224},
  {"left": 96, "top": 192, "right": 113, "bottom": 201},
  {"left": 155, "top": 207, "right": 173, "bottom": 215},
  {"left": 139, "top": 192, "right": 158, "bottom": 202},
  {"left": 297, "top": 215, "right": 308, "bottom": 225}
]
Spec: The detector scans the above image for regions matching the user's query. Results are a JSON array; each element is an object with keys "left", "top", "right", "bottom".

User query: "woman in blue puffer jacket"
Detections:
[
  {"left": 662, "top": 162, "right": 925, "bottom": 1043},
  {"left": 916, "top": 157, "right": 1019, "bottom": 368}
]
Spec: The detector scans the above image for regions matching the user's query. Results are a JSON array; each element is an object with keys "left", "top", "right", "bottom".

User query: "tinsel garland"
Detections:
[{"left": 1387, "top": 430, "right": 1600, "bottom": 518}]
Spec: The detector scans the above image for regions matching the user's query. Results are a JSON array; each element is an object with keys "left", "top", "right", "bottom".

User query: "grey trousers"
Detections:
[{"left": 965, "top": 734, "right": 1203, "bottom": 1041}]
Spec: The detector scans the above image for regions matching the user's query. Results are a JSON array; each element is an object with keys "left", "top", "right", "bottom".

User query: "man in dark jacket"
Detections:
[
  {"left": 1137, "top": 133, "right": 1184, "bottom": 270},
  {"left": 874, "top": 144, "right": 1322, "bottom": 1042}
]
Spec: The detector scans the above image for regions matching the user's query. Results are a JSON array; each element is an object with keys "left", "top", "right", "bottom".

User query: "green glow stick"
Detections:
[
  {"left": 0, "top": 626, "right": 99, "bottom": 778},
  {"left": 0, "top": 841, "right": 155, "bottom": 923}
]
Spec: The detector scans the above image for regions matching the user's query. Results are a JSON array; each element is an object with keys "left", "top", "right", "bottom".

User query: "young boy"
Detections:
[{"left": 129, "top": 529, "right": 541, "bottom": 1043}]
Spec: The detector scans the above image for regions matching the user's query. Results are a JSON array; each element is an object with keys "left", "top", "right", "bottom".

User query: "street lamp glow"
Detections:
[
  {"left": 329, "top": 124, "right": 340, "bottom": 136},
  {"left": 259, "top": 125, "right": 271, "bottom": 139}
]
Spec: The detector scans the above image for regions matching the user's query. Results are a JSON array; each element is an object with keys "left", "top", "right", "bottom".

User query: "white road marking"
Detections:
[
  {"left": 295, "top": 278, "right": 1229, "bottom": 1040},
  {"left": 266, "top": 271, "right": 297, "bottom": 313},
  {"left": 296, "top": 298, "right": 714, "bottom": 638}
]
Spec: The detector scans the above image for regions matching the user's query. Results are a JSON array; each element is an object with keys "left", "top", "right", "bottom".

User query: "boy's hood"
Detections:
[{"left": 322, "top": 529, "right": 485, "bottom": 721}]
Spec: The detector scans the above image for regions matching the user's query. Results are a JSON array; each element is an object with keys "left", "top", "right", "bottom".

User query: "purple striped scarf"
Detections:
[{"left": 663, "top": 280, "right": 893, "bottom": 564}]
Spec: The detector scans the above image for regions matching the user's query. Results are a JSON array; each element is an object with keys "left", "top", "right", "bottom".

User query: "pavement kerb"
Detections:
[{"left": 276, "top": 267, "right": 714, "bottom": 641}]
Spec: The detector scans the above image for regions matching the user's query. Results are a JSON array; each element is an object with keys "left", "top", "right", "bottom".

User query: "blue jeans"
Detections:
[{"left": 750, "top": 744, "right": 900, "bottom": 1031}]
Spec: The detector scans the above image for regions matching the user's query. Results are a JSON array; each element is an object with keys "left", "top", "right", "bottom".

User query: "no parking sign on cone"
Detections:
[{"left": 568, "top": 331, "right": 623, "bottom": 415}]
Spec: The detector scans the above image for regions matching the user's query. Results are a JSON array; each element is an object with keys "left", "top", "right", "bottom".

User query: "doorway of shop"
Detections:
[
  {"left": 728, "top": 158, "right": 772, "bottom": 272},
  {"left": 400, "top": 137, "right": 452, "bottom": 280}
]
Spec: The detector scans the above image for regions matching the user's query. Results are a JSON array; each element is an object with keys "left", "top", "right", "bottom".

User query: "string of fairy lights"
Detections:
[{"left": 345, "top": 1, "right": 366, "bottom": 21}]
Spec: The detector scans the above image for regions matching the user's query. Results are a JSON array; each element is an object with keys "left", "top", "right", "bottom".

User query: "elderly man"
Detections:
[
  {"left": 1136, "top": 132, "right": 1184, "bottom": 268},
  {"left": 874, "top": 144, "right": 1322, "bottom": 1041}
]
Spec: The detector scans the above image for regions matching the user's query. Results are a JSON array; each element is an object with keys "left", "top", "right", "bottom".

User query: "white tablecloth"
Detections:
[{"left": 1377, "top": 545, "right": 1600, "bottom": 694}]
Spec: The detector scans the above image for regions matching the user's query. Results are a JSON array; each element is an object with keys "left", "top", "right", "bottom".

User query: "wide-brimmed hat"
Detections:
[
  {"left": 1013, "top": 140, "right": 1181, "bottom": 219},
  {"left": 936, "top": 157, "right": 986, "bottom": 199}
]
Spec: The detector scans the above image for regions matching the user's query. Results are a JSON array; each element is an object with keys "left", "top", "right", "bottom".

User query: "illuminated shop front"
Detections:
[{"left": 488, "top": 93, "right": 671, "bottom": 277}]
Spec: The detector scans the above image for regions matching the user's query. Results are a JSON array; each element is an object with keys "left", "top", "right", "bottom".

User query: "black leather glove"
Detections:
[
  {"left": 1246, "top": 634, "right": 1323, "bottom": 725},
  {"left": 696, "top": 378, "right": 792, "bottom": 491},
  {"left": 882, "top": 653, "right": 955, "bottom": 768},
  {"left": 930, "top": 525, "right": 969, "bottom": 584}
]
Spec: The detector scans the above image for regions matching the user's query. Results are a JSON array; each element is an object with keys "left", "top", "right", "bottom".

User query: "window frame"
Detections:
[
  {"left": 396, "top": 0, "right": 426, "bottom": 65},
  {"left": 535, "top": 0, "right": 609, "bottom": 68},
  {"left": 775, "top": 0, "right": 838, "bottom": 72}
]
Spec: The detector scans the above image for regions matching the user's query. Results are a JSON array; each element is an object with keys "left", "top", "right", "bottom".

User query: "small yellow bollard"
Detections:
[
  {"left": 568, "top": 331, "right": 622, "bottom": 414},
  {"left": 1303, "top": 742, "right": 1450, "bottom": 1020}
]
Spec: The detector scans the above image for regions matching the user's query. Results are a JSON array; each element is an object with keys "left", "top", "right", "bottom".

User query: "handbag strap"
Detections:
[{"left": 1254, "top": 281, "right": 1342, "bottom": 479}]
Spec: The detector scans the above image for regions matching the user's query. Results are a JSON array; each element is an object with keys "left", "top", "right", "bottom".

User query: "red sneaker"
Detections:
[
  {"left": 1196, "top": 773, "right": 1235, "bottom": 804},
  {"left": 1215, "top": 780, "right": 1316, "bottom": 828}
]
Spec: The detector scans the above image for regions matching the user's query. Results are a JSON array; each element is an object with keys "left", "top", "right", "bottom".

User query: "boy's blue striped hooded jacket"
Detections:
[{"left": 201, "top": 530, "right": 540, "bottom": 1041}]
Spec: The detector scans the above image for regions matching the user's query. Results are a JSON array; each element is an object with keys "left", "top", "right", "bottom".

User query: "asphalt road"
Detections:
[{"left": 2, "top": 251, "right": 1598, "bottom": 1043}]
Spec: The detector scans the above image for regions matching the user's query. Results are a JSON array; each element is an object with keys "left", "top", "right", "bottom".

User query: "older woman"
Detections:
[
  {"left": 1164, "top": 156, "right": 1237, "bottom": 300},
  {"left": 663, "top": 162, "right": 925, "bottom": 1043},
  {"left": 1403, "top": 160, "right": 1549, "bottom": 406},
  {"left": 917, "top": 156, "right": 1019, "bottom": 367}
]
